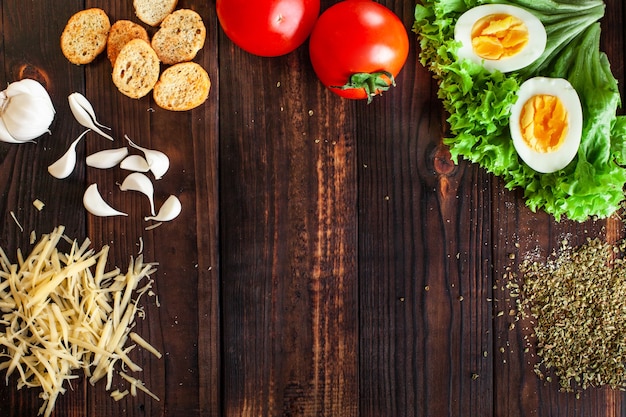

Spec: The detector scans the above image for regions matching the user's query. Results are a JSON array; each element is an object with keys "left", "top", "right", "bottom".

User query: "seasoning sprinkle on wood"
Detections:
[{"left": 515, "top": 237, "right": 626, "bottom": 392}]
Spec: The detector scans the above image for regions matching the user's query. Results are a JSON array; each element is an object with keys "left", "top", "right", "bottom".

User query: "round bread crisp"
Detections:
[
  {"left": 133, "top": 0, "right": 178, "bottom": 26},
  {"left": 151, "top": 9, "right": 206, "bottom": 65},
  {"left": 107, "top": 20, "right": 150, "bottom": 66},
  {"left": 61, "top": 8, "right": 110, "bottom": 65},
  {"left": 112, "top": 39, "right": 160, "bottom": 99},
  {"left": 153, "top": 62, "right": 210, "bottom": 111}
]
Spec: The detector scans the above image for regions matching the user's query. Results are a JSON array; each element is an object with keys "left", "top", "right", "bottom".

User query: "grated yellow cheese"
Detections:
[
  {"left": 33, "top": 199, "right": 45, "bottom": 211},
  {"left": 0, "top": 226, "right": 160, "bottom": 417},
  {"left": 119, "top": 371, "right": 160, "bottom": 401},
  {"left": 9, "top": 211, "right": 23, "bottom": 232},
  {"left": 130, "top": 332, "right": 162, "bottom": 359},
  {"left": 111, "top": 388, "right": 129, "bottom": 401}
]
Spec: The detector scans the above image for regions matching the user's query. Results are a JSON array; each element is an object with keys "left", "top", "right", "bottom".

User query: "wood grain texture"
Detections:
[
  {"left": 0, "top": 0, "right": 624, "bottom": 416},
  {"left": 218, "top": 40, "right": 359, "bottom": 416}
]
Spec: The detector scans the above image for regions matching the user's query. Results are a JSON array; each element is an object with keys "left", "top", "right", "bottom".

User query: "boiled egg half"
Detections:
[
  {"left": 509, "top": 77, "right": 583, "bottom": 174},
  {"left": 454, "top": 4, "right": 546, "bottom": 73}
]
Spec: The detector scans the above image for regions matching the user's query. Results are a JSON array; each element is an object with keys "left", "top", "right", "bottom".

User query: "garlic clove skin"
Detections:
[
  {"left": 145, "top": 195, "right": 182, "bottom": 222},
  {"left": 0, "top": 118, "right": 24, "bottom": 143},
  {"left": 0, "top": 79, "right": 55, "bottom": 142},
  {"left": 68, "top": 93, "right": 114, "bottom": 141},
  {"left": 86, "top": 147, "right": 129, "bottom": 169},
  {"left": 120, "top": 155, "right": 151, "bottom": 172},
  {"left": 119, "top": 172, "right": 156, "bottom": 216},
  {"left": 48, "top": 130, "right": 90, "bottom": 179},
  {"left": 83, "top": 183, "right": 128, "bottom": 217},
  {"left": 125, "top": 136, "right": 170, "bottom": 180}
]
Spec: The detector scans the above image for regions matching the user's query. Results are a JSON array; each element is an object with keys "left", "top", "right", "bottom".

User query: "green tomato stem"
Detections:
[{"left": 332, "top": 71, "right": 396, "bottom": 104}]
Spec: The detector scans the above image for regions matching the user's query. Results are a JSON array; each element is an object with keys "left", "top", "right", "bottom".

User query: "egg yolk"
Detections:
[
  {"left": 519, "top": 95, "right": 569, "bottom": 153},
  {"left": 471, "top": 14, "right": 529, "bottom": 60}
]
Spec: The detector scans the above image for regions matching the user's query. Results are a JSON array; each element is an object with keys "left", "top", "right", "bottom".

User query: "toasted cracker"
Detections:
[
  {"left": 112, "top": 39, "right": 160, "bottom": 99},
  {"left": 61, "top": 8, "right": 110, "bottom": 65},
  {"left": 133, "top": 0, "right": 178, "bottom": 27},
  {"left": 107, "top": 20, "right": 150, "bottom": 66},
  {"left": 151, "top": 9, "right": 206, "bottom": 65},
  {"left": 153, "top": 62, "right": 210, "bottom": 111}
]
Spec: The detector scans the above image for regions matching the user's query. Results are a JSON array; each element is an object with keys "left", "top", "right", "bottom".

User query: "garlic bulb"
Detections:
[
  {"left": 0, "top": 117, "right": 21, "bottom": 144},
  {"left": 0, "top": 79, "right": 55, "bottom": 143}
]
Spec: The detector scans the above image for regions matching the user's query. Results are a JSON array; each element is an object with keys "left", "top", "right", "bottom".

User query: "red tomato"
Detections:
[
  {"left": 217, "top": 0, "right": 320, "bottom": 57},
  {"left": 308, "top": 0, "right": 409, "bottom": 102}
]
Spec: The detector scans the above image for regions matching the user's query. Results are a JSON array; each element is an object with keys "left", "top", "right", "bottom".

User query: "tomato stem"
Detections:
[{"left": 332, "top": 71, "right": 396, "bottom": 104}]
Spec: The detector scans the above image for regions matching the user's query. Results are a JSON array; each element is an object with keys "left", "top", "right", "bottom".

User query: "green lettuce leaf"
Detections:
[{"left": 414, "top": 0, "right": 626, "bottom": 221}]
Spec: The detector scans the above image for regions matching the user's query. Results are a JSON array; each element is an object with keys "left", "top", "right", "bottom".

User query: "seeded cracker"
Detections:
[
  {"left": 153, "top": 62, "right": 210, "bottom": 111},
  {"left": 107, "top": 20, "right": 150, "bottom": 66},
  {"left": 112, "top": 39, "right": 160, "bottom": 99},
  {"left": 151, "top": 9, "right": 206, "bottom": 65},
  {"left": 61, "top": 8, "right": 110, "bottom": 65},
  {"left": 134, "top": 0, "right": 178, "bottom": 26}
]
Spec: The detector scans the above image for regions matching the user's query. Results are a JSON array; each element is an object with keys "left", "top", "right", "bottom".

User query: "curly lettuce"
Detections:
[{"left": 414, "top": 0, "right": 626, "bottom": 221}]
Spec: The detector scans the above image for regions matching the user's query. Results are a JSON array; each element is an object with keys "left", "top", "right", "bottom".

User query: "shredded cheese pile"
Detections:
[{"left": 0, "top": 226, "right": 161, "bottom": 417}]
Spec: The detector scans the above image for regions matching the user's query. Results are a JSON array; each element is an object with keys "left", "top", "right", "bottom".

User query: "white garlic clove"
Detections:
[
  {"left": 125, "top": 135, "right": 170, "bottom": 180},
  {"left": 68, "top": 93, "right": 114, "bottom": 141},
  {"left": 86, "top": 147, "right": 129, "bottom": 169},
  {"left": 119, "top": 172, "right": 156, "bottom": 216},
  {"left": 83, "top": 183, "right": 128, "bottom": 217},
  {"left": 48, "top": 129, "right": 91, "bottom": 179},
  {"left": 120, "top": 155, "right": 151, "bottom": 172},
  {"left": 1, "top": 79, "right": 55, "bottom": 142},
  {"left": 145, "top": 195, "right": 182, "bottom": 222},
  {"left": 69, "top": 92, "right": 109, "bottom": 130}
]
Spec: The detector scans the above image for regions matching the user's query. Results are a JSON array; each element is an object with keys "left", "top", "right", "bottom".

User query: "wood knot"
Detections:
[
  {"left": 17, "top": 64, "right": 50, "bottom": 89},
  {"left": 432, "top": 145, "right": 455, "bottom": 176}
]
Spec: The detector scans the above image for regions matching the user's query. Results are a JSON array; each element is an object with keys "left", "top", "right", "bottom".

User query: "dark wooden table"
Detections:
[{"left": 0, "top": 0, "right": 624, "bottom": 416}]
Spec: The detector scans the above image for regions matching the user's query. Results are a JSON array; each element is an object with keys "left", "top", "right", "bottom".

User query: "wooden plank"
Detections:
[
  {"left": 218, "top": 8, "right": 359, "bottom": 413},
  {"left": 191, "top": 2, "right": 222, "bottom": 416},
  {"left": 0, "top": 1, "right": 87, "bottom": 416},
  {"left": 80, "top": 1, "right": 221, "bottom": 416},
  {"left": 0, "top": 0, "right": 86, "bottom": 242},
  {"left": 357, "top": 1, "right": 495, "bottom": 414},
  {"left": 81, "top": 0, "right": 168, "bottom": 414},
  {"left": 491, "top": 1, "right": 626, "bottom": 416},
  {"left": 0, "top": 0, "right": 220, "bottom": 416},
  {"left": 357, "top": 0, "right": 495, "bottom": 415}
]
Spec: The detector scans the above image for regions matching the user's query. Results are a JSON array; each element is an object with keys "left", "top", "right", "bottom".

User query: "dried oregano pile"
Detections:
[{"left": 515, "top": 237, "right": 626, "bottom": 392}]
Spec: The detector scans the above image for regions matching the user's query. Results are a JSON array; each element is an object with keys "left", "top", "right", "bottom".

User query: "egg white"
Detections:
[
  {"left": 509, "top": 77, "right": 583, "bottom": 174},
  {"left": 454, "top": 4, "right": 546, "bottom": 73}
]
